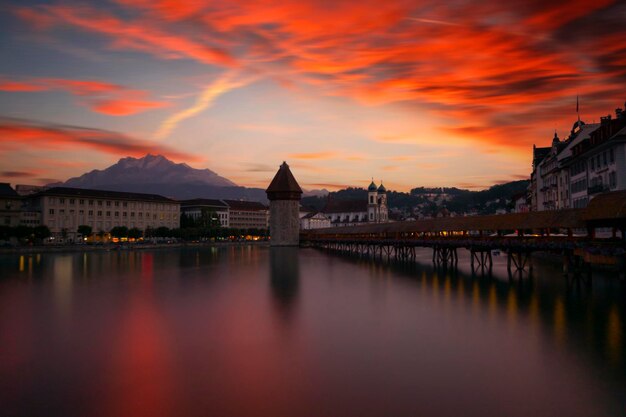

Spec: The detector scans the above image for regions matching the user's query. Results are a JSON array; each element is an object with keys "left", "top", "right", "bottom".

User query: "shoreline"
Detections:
[{"left": 0, "top": 241, "right": 270, "bottom": 255}]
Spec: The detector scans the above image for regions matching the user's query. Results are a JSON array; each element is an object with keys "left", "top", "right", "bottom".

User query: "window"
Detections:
[
  {"left": 123, "top": 212, "right": 127, "bottom": 217},
  {"left": 79, "top": 199, "right": 84, "bottom": 205},
  {"left": 123, "top": 202, "right": 127, "bottom": 207},
  {"left": 130, "top": 212, "right": 135, "bottom": 217},
  {"left": 98, "top": 200, "right": 103, "bottom": 206},
  {"left": 115, "top": 212, "right": 119, "bottom": 217},
  {"left": 106, "top": 211, "right": 111, "bottom": 217},
  {"left": 609, "top": 172, "right": 617, "bottom": 189},
  {"left": 603, "top": 152, "right": 607, "bottom": 166},
  {"left": 79, "top": 210, "right": 84, "bottom": 215},
  {"left": 49, "top": 209, "right": 55, "bottom": 215},
  {"left": 69, "top": 199, "right": 75, "bottom": 204},
  {"left": 97, "top": 211, "right": 102, "bottom": 216},
  {"left": 115, "top": 201, "right": 120, "bottom": 207},
  {"left": 89, "top": 200, "right": 94, "bottom": 206},
  {"left": 106, "top": 201, "right": 111, "bottom": 206},
  {"left": 59, "top": 198, "right": 65, "bottom": 204},
  {"left": 88, "top": 210, "right": 94, "bottom": 216},
  {"left": 60, "top": 209, "right": 65, "bottom": 214},
  {"left": 610, "top": 149, "right": 614, "bottom": 163}
]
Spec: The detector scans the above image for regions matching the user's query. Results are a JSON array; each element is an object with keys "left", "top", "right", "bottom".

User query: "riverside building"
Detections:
[
  {"left": 530, "top": 101, "right": 626, "bottom": 210},
  {"left": 21, "top": 187, "right": 179, "bottom": 241}
]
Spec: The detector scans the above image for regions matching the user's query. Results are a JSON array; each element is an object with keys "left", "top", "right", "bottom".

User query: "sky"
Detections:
[{"left": 0, "top": 0, "right": 625, "bottom": 191}]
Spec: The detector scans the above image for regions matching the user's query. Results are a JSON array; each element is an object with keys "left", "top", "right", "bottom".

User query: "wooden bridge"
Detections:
[{"left": 301, "top": 191, "right": 626, "bottom": 278}]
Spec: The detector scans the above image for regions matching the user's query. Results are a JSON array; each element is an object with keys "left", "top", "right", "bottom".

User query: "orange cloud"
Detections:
[
  {"left": 13, "top": 0, "right": 626, "bottom": 152},
  {"left": 0, "top": 118, "right": 201, "bottom": 162},
  {"left": 0, "top": 77, "right": 169, "bottom": 116},
  {"left": 288, "top": 152, "right": 337, "bottom": 160}
]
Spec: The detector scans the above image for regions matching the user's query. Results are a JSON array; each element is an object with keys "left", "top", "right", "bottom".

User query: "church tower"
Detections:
[
  {"left": 266, "top": 162, "right": 303, "bottom": 246},
  {"left": 367, "top": 179, "right": 378, "bottom": 222},
  {"left": 377, "top": 181, "right": 388, "bottom": 222}
]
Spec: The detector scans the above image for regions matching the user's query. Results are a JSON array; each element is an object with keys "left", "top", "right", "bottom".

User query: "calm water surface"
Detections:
[{"left": 0, "top": 246, "right": 625, "bottom": 417}]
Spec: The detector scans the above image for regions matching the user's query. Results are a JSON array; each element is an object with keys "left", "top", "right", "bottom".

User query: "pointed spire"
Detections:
[{"left": 266, "top": 161, "right": 302, "bottom": 201}]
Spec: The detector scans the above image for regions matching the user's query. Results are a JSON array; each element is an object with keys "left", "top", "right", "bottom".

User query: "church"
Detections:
[{"left": 322, "top": 179, "right": 389, "bottom": 227}]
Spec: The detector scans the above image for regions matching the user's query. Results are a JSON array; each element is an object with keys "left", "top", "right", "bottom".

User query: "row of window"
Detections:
[
  {"left": 48, "top": 209, "right": 177, "bottom": 220},
  {"left": 590, "top": 149, "right": 615, "bottom": 171},
  {"left": 47, "top": 197, "right": 177, "bottom": 211}
]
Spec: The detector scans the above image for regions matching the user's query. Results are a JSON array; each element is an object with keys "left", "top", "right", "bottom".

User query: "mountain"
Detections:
[
  {"left": 49, "top": 154, "right": 268, "bottom": 202},
  {"left": 60, "top": 154, "right": 236, "bottom": 188}
]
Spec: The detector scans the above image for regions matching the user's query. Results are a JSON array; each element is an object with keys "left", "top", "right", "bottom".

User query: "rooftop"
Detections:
[
  {"left": 323, "top": 199, "right": 367, "bottom": 214},
  {"left": 223, "top": 199, "right": 268, "bottom": 211},
  {"left": 31, "top": 186, "right": 176, "bottom": 203},
  {"left": 266, "top": 161, "right": 302, "bottom": 199},
  {"left": 179, "top": 198, "right": 228, "bottom": 208},
  {"left": 0, "top": 183, "right": 19, "bottom": 197}
]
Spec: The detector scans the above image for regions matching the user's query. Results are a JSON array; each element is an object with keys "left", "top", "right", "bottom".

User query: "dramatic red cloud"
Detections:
[
  {"left": 0, "top": 118, "right": 202, "bottom": 162},
  {"left": 0, "top": 77, "right": 169, "bottom": 116},
  {"left": 0, "top": 81, "right": 47, "bottom": 92},
  {"left": 12, "top": 0, "right": 626, "bottom": 150}
]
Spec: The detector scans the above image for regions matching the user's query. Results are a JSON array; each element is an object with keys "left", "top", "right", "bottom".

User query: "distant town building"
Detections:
[
  {"left": 367, "top": 180, "right": 388, "bottom": 222},
  {"left": 266, "top": 161, "right": 303, "bottom": 246},
  {"left": 0, "top": 183, "right": 22, "bottom": 227},
  {"left": 180, "top": 199, "right": 229, "bottom": 227},
  {"left": 322, "top": 179, "right": 389, "bottom": 226},
  {"left": 530, "top": 101, "right": 626, "bottom": 210},
  {"left": 300, "top": 211, "right": 331, "bottom": 229},
  {"left": 222, "top": 199, "right": 269, "bottom": 230},
  {"left": 511, "top": 192, "right": 529, "bottom": 213},
  {"left": 322, "top": 199, "right": 368, "bottom": 226},
  {"left": 14, "top": 184, "right": 45, "bottom": 196},
  {"left": 21, "top": 187, "right": 179, "bottom": 241}
]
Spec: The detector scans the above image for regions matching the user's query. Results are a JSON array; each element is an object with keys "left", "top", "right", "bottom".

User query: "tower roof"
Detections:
[
  {"left": 377, "top": 181, "right": 386, "bottom": 193},
  {"left": 368, "top": 180, "right": 377, "bottom": 192},
  {"left": 266, "top": 161, "right": 303, "bottom": 201}
]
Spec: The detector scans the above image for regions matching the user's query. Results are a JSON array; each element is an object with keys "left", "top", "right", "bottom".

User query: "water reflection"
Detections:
[
  {"left": 269, "top": 247, "right": 300, "bottom": 320},
  {"left": 0, "top": 247, "right": 624, "bottom": 417}
]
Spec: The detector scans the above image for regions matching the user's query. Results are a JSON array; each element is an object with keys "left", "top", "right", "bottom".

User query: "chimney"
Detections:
[{"left": 600, "top": 114, "right": 612, "bottom": 125}]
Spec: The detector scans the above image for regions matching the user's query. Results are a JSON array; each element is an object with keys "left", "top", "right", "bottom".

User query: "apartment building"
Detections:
[{"left": 22, "top": 187, "right": 179, "bottom": 240}]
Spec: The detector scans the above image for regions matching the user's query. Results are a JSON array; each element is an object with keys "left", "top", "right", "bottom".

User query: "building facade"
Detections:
[
  {"left": 321, "top": 179, "right": 389, "bottom": 227},
  {"left": 180, "top": 199, "right": 229, "bottom": 227},
  {"left": 530, "top": 102, "right": 626, "bottom": 210},
  {"left": 300, "top": 211, "right": 331, "bottom": 229},
  {"left": 0, "top": 183, "right": 22, "bottom": 227},
  {"left": 21, "top": 187, "right": 180, "bottom": 241},
  {"left": 222, "top": 199, "right": 269, "bottom": 229}
]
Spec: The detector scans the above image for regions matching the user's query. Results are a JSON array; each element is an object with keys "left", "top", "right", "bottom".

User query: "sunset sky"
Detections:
[{"left": 1, "top": 0, "right": 625, "bottom": 191}]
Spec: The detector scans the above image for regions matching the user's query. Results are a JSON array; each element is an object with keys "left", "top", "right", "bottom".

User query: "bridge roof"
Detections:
[
  {"left": 304, "top": 191, "right": 626, "bottom": 236},
  {"left": 305, "top": 209, "right": 586, "bottom": 235}
]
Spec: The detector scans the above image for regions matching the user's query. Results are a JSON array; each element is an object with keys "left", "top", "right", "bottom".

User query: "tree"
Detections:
[
  {"left": 33, "top": 225, "right": 51, "bottom": 241},
  {"left": 77, "top": 225, "right": 92, "bottom": 239},
  {"left": 155, "top": 226, "right": 170, "bottom": 238},
  {"left": 128, "top": 227, "right": 142, "bottom": 240},
  {"left": 110, "top": 226, "right": 129, "bottom": 239}
]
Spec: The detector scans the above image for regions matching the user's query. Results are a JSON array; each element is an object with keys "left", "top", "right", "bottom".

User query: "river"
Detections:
[{"left": 0, "top": 246, "right": 624, "bottom": 417}]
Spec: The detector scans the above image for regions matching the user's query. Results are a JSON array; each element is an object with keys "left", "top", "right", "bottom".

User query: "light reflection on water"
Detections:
[{"left": 0, "top": 246, "right": 624, "bottom": 417}]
